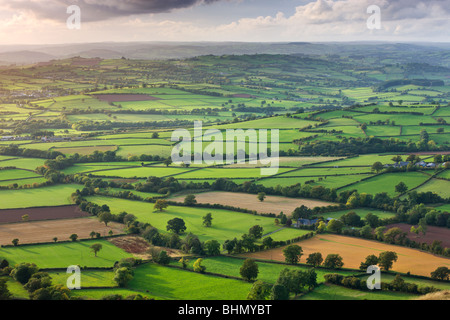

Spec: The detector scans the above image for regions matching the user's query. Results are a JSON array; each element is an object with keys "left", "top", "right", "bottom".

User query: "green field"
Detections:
[
  {"left": 0, "top": 184, "right": 80, "bottom": 209},
  {"left": 85, "top": 196, "right": 308, "bottom": 243},
  {"left": 0, "top": 169, "right": 42, "bottom": 181},
  {"left": 174, "top": 256, "right": 362, "bottom": 285},
  {"left": 413, "top": 179, "right": 450, "bottom": 198},
  {"left": 0, "top": 240, "right": 132, "bottom": 268},
  {"left": 298, "top": 283, "right": 415, "bottom": 300},
  {"left": 340, "top": 172, "right": 431, "bottom": 196},
  {"left": 1, "top": 48, "right": 450, "bottom": 302},
  {"left": 126, "top": 263, "right": 252, "bottom": 300},
  {"left": 48, "top": 270, "right": 117, "bottom": 288}
]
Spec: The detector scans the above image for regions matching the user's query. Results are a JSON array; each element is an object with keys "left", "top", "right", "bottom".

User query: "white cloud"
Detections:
[{"left": 0, "top": 0, "right": 448, "bottom": 44}]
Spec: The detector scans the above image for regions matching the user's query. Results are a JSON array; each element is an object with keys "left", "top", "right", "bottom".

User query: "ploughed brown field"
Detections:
[
  {"left": 93, "top": 94, "right": 161, "bottom": 102},
  {"left": 108, "top": 235, "right": 186, "bottom": 260},
  {"left": 386, "top": 223, "right": 450, "bottom": 249},
  {"left": 0, "top": 205, "right": 90, "bottom": 224},
  {"left": 0, "top": 217, "right": 125, "bottom": 245},
  {"left": 170, "top": 191, "right": 334, "bottom": 216},
  {"left": 241, "top": 234, "right": 450, "bottom": 277}
]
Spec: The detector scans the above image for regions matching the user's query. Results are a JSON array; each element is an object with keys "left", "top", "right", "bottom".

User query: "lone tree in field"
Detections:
[
  {"left": 204, "top": 240, "right": 221, "bottom": 256},
  {"left": 247, "top": 280, "right": 272, "bottom": 300},
  {"left": 240, "top": 258, "right": 259, "bottom": 282},
  {"left": 430, "top": 266, "right": 450, "bottom": 281},
  {"left": 98, "top": 211, "right": 113, "bottom": 226},
  {"left": 323, "top": 254, "right": 344, "bottom": 269},
  {"left": 306, "top": 252, "right": 323, "bottom": 267},
  {"left": 282, "top": 245, "right": 303, "bottom": 265},
  {"left": 202, "top": 212, "right": 213, "bottom": 227},
  {"left": 166, "top": 218, "right": 186, "bottom": 235},
  {"left": 378, "top": 251, "right": 398, "bottom": 271},
  {"left": 193, "top": 258, "right": 206, "bottom": 273},
  {"left": 257, "top": 192, "right": 266, "bottom": 202},
  {"left": 371, "top": 161, "right": 384, "bottom": 173},
  {"left": 113, "top": 267, "right": 133, "bottom": 288},
  {"left": 163, "top": 158, "right": 173, "bottom": 167},
  {"left": 183, "top": 194, "right": 197, "bottom": 206},
  {"left": 411, "top": 218, "right": 427, "bottom": 237},
  {"left": 90, "top": 243, "right": 103, "bottom": 257},
  {"left": 395, "top": 181, "right": 408, "bottom": 194},
  {"left": 154, "top": 199, "right": 168, "bottom": 212},
  {"left": 248, "top": 225, "right": 264, "bottom": 239},
  {"left": 69, "top": 234, "right": 78, "bottom": 242},
  {"left": 12, "top": 239, "right": 19, "bottom": 246},
  {"left": 359, "top": 254, "right": 379, "bottom": 271}
]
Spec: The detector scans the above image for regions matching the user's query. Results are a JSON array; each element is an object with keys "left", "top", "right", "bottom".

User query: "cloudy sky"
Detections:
[{"left": 0, "top": 0, "right": 448, "bottom": 44}]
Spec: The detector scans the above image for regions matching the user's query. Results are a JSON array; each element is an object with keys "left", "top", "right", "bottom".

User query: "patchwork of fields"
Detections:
[{"left": 1, "top": 52, "right": 449, "bottom": 301}]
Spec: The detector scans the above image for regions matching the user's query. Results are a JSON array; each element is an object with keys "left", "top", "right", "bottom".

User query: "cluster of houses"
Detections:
[
  {"left": 0, "top": 135, "right": 31, "bottom": 141},
  {"left": 1, "top": 135, "right": 84, "bottom": 142},
  {"left": 40, "top": 136, "right": 85, "bottom": 142},
  {"left": 295, "top": 217, "right": 334, "bottom": 228},
  {"left": 384, "top": 161, "right": 446, "bottom": 169}
]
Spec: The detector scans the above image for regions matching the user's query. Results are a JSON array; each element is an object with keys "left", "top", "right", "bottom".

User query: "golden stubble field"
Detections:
[
  {"left": 242, "top": 234, "right": 450, "bottom": 277},
  {"left": 0, "top": 218, "right": 125, "bottom": 245},
  {"left": 170, "top": 191, "right": 334, "bottom": 216}
]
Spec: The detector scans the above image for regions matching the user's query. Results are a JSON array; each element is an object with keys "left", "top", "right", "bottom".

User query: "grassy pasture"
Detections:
[
  {"left": 48, "top": 270, "right": 117, "bottom": 288},
  {"left": 0, "top": 169, "right": 42, "bottom": 181},
  {"left": 413, "top": 179, "right": 450, "bottom": 198},
  {"left": 116, "top": 145, "right": 173, "bottom": 158},
  {"left": 53, "top": 146, "right": 118, "bottom": 155},
  {"left": 126, "top": 263, "right": 252, "bottom": 300},
  {"left": 214, "top": 116, "right": 318, "bottom": 129},
  {"left": 0, "top": 177, "right": 48, "bottom": 187},
  {"left": 0, "top": 240, "right": 131, "bottom": 268},
  {"left": 0, "top": 158, "right": 46, "bottom": 170},
  {"left": 171, "top": 256, "right": 360, "bottom": 285},
  {"left": 299, "top": 283, "right": 415, "bottom": 300},
  {"left": 0, "top": 184, "right": 80, "bottom": 209},
  {"left": 353, "top": 113, "right": 437, "bottom": 126},
  {"left": 359, "top": 273, "right": 450, "bottom": 291},
  {"left": 310, "top": 154, "right": 407, "bottom": 167},
  {"left": 340, "top": 172, "right": 431, "bottom": 196},
  {"left": 85, "top": 196, "right": 304, "bottom": 244},
  {"left": 277, "top": 167, "right": 372, "bottom": 177},
  {"left": 171, "top": 167, "right": 292, "bottom": 180},
  {"left": 89, "top": 166, "right": 193, "bottom": 178}
]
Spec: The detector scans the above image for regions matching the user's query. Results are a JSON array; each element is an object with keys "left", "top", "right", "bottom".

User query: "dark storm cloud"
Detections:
[{"left": 2, "top": 0, "right": 224, "bottom": 22}]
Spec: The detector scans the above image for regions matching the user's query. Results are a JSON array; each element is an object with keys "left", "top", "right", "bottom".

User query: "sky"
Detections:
[{"left": 0, "top": 0, "right": 448, "bottom": 45}]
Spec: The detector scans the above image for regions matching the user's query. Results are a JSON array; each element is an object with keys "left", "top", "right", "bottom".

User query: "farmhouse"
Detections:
[
  {"left": 296, "top": 218, "right": 318, "bottom": 227},
  {"left": 295, "top": 217, "right": 334, "bottom": 227}
]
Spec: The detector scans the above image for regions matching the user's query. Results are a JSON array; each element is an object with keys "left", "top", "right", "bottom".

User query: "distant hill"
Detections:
[
  {"left": 0, "top": 50, "right": 56, "bottom": 65},
  {"left": 0, "top": 42, "right": 448, "bottom": 66},
  {"left": 70, "top": 49, "right": 124, "bottom": 59}
]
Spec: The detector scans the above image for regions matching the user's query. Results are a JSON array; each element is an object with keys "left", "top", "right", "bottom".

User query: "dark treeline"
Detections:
[
  {"left": 297, "top": 136, "right": 449, "bottom": 156},
  {"left": 71, "top": 119, "right": 196, "bottom": 131},
  {"left": 0, "top": 145, "right": 63, "bottom": 159},
  {"left": 374, "top": 79, "right": 445, "bottom": 92}
]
